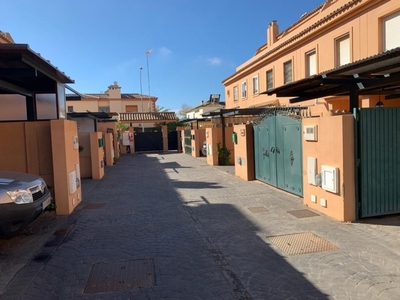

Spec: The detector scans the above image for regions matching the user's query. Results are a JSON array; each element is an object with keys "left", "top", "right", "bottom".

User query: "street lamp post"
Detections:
[
  {"left": 146, "top": 49, "right": 152, "bottom": 112},
  {"left": 140, "top": 67, "right": 144, "bottom": 132}
]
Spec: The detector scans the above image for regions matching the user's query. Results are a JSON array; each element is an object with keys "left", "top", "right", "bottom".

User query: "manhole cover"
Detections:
[
  {"left": 287, "top": 209, "right": 319, "bottom": 218},
  {"left": 83, "top": 203, "right": 107, "bottom": 210},
  {"left": 84, "top": 258, "right": 156, "bottom": 293},
  {"left": 248, "top": 206, "right": 269, "bottom": 213},
  {"left": 267, "top": 232, "right": 338, "bottom": 255}
]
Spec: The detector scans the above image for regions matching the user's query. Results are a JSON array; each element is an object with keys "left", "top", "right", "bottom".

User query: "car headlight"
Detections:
[{"left": 7, "top": 189, "right": 33, "bottom": 204}]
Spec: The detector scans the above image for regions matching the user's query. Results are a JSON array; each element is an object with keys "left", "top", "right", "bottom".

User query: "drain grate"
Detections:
[
  {"left": 287, "top": 209, "right": 320, "bottom": 218},
  {"left": 248, "top": 206, "right": 269, "bottom": 213},
  {"left": 84, "top": 258, "right": 156, "bottom": 293},
  {"left": 108, "top": 209, "right": 133, "bottom": 215},
  {"left": 267, "top": 232, "right": 338, "bottom": 255},
  {"left": 83, "top": 203, "right": 107, "bottom": 210}
]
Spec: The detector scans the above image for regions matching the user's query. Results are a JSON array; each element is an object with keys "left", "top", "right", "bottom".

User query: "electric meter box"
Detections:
[{"left": 321, "top": 165, "right": 339, "bottom": 193}]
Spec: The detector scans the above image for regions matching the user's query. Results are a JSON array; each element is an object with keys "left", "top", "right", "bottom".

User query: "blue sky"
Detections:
[{"left": 2, "top": 0, "right": 324, "bottom": 112}]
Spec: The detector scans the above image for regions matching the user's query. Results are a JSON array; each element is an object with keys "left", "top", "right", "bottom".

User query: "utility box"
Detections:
[{"left": 321, "top": 165, "right": 339, "bottom": 193}]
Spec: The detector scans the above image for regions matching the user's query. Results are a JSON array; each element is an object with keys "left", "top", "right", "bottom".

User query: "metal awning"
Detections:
[
  {"left": 264, "top": 47, "right": 400, "bottom": 104},
  {"left": 0, "top": 44, "right": 74, "bottom": 96}
]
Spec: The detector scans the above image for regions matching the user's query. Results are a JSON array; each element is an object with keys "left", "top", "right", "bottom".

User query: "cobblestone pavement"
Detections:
[{"left": 1, "top": 153, "right": 400, "bottom": 299}]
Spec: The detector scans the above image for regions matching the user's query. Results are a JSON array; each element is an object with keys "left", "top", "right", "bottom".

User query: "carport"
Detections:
[
  {"left": 266, "top": 47, "right": 400, "bottom": 219},
  {"left": 0, "top": 43, "right": 82, "bottom": 215}
]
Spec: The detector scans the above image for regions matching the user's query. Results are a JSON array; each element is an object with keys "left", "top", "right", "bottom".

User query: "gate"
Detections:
[
  {"left": 134, "top": 132, "right": 163, "bottom": 152},
  {"left": 254, "top": 109, "right": 303, "bottom": 197},
  {"left": 168, "top": 131, "right": 178, "bottom": 151},
  {"left": 358, "top": 107, "right": 400, "bottom": 218},
  {"left": 184, "top": 129, "right": 192, "bottom": 154}
]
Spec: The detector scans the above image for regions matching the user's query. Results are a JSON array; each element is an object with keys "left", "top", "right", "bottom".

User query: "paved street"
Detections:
[{"left": 1, "top": 152, "right": 400, "bottom": 299}]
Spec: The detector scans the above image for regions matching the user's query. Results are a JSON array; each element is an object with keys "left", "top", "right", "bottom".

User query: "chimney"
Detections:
[
  {"left": 267, "top": 20, "right": 279, "bottom": 47},
  {"left": 106, "top": 81, "right": 121, "bottom": 98}
]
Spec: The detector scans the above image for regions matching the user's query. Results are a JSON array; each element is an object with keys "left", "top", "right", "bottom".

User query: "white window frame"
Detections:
[
  {"left": 252, "top": 75, "right": 259, "bottom": 95},
  {"left": 233, "top": 86, "right": 238, "bottom": 101},
  {"left": 305, "top": 49, "right": 317, "bottom": 77},
  {"left": 283, "top": 60, "right": 292, "bottom": 84},
  {"left": 383, "top": 11, "right": 400, "bottom": 51},
  {"left": 241, "top": 81, "right": 247, "bottom": 99},
  {"left": 266, "top": 69, "right": 273, "bottom": 91},
  {"left": 335, "top": 34, "right": 350, "bottom": 67}
]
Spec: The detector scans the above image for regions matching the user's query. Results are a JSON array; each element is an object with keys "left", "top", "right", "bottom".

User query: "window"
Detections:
[
  {"left": 383, "top": 11, "right": 400, "bottom": 51},
  {"left": 241, "top": 81, "right": 247, "bottom": 99},
  {"left": 125, "top": 105, "right": 138, "bottom": 112},
  {"left": 283, "top": 60, "right": 292, "bottom": 84},
  {"left": 335, "top": 34, "right": 350, "bottom": 67},
  {"left": 233, "top": 86, "right": 238, "bottom": 101},
  {"left": 252, "top": 76, "right": 259, "bottom": 95},
  {"left": 266, "top": 69, "right": 273, "bottom": 90},
  {"left": 305, "top": 50, "right": 317, "bottom": 77},
  {"left": 67, "top": 106, "right": 74, "bottom": 113}
]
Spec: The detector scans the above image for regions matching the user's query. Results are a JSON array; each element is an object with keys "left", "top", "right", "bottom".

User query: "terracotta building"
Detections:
[{"left": 221, "top": 0, "right": 400, "bottom": 221}]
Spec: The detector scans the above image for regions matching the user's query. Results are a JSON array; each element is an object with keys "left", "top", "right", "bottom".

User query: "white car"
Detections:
[{"left": 0, "top": 171, "right": 52, "bottom": 238}]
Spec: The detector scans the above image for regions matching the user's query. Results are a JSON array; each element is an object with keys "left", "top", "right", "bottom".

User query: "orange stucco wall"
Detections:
[
  {"left": 78, "top": 132, "right": 92, "bottom": 178},
  {"left": 103, "top": 133, "right": 114, "bottom": 166},
  {"left": 97, "top": 122, "right": 119, "bottom": 159},
  {"left": 0, "top": 121, "right": 54, "bottom": 186},
  {"left": 90, "top": 132, "right": 105, "bottom": 180},
  {"left": 50, "top": 119, "right": 82, "bottom": 215},
  {"left": 233, "top": 124, "right": 255, "bottom": 181},
  {"left": 302, "top": 114, "right": 355, "bottom": 221},
  {"left": 206, "top": 126, "right": 235, "bottom": 166},
  {"left": 191, "top": 129, "right": 206, "bottom": 157}
]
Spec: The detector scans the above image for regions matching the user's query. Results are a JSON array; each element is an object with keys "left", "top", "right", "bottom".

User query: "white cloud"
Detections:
[
  {"left": 159, "top": 46, "right": 172, "bottom": 56},
  {"left": 208, "top": 57, "right": 222, "bottom": 66}
]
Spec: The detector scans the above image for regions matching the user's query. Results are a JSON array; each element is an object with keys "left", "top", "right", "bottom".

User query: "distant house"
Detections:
[
  {"left": 185, "top": 94, "right": 225, "bottom": 119},
  {"left": 66, "top": 81, "right": 158, "bottom": 130}
]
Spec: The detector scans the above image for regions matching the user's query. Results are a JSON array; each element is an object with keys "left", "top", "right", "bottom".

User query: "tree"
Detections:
[
  {"left": 116, "top": 121, "right": 129, "bottom": 131},
  {"left": 155, "top": 105, "right": 170, "bottom": 112},
  {"left": 177, "top": 103, "right": 192, "bottom": 119}
]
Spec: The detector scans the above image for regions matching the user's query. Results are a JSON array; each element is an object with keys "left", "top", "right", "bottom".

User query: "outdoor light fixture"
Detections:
[{"left": 375, "top": 89, "right": 384, "bottom": 107}]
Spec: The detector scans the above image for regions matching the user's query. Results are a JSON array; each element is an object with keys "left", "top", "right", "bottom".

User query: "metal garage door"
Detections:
[
  {"left": 358, "top": 107, "right": 400, "bottom": 217},
  {"left": 254, "top": 112, "right": 303, "bottom": 197}
]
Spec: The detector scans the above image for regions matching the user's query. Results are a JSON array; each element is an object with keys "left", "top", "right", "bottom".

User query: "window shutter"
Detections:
[
  {"left": 284, "top": 61, "right": 292, "bottom": 84},
  {"left": 338, "top": 36, "right": 350, "bottom": 66},
  {"left": 384, "top": 12, "right": 400, "bottom": 51},
  {"left": 307, "top": 51, "right": 316, "bottom": 76}
]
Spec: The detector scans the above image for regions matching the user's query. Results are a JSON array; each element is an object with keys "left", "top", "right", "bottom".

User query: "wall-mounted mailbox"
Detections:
[
  {"left": 321, "top": 165, "right": 339, "bottom": 193},
  {"left": 232, "top": 132, "right": 238, "bottom": 144}
]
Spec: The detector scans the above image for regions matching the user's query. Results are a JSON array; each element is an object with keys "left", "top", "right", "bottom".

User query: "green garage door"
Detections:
[
  {"left": 358, "top": 107, "right": 400, "bottom": 217},
  {"left": 254, "top": 114, "right": 303, "bottom": 197}
]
